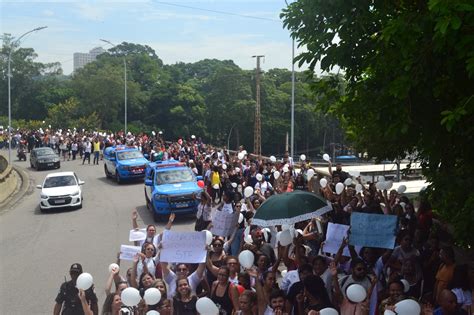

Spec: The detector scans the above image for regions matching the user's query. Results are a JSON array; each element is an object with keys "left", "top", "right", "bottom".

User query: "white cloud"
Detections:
[
  {"left": 42, "top": 9, "right": 55, "bottom": 16},
  {"left": 137, "top": 10, "right": 219, "bottom": 22},
  {"left": 73, "top": 3, "right": 108, "bottom": 21}
]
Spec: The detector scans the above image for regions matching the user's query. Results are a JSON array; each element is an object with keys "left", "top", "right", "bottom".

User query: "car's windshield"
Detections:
[
  {"left": 36, "top": 148, "right": 55, "bottom": 156},
  {"left": 43, "top": 176, "right": 77, "bottom": 188},
  {"left": 117, "top": 151, "right": 144, "bottom": 160},
  {"left": 156, "top": 169, "right": 194, "bottom": 185}
]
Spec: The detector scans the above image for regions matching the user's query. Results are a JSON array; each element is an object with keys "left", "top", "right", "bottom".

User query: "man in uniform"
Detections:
[{"left": 53, "top": 263, "right": 98, "bottom": 315}]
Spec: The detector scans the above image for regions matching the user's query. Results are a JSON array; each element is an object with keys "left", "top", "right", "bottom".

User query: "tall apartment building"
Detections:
[{"left": 73, "top": 47, "right": 105, "bottom": 72}]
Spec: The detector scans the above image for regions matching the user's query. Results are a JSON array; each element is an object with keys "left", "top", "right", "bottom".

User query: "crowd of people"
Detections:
[{"left": 10, "top": 128, "right": 469, "bottom": 315}]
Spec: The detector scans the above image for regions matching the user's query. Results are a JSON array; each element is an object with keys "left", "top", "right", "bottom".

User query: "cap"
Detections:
[{"left": 70, "top": 263, "right": 83, "bottom": 273}]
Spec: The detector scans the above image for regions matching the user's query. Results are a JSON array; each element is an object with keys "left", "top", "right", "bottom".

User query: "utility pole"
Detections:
[{"left": 252, "top": 55, "right": 264, "bottom": 157}]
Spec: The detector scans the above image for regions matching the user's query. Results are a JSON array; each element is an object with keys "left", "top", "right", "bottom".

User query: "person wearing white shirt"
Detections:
[{"left": 161, "top": 261, "right": 207, "bottom": 299}]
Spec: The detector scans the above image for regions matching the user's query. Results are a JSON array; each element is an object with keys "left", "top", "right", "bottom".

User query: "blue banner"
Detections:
[{"left": 349, "top": 212, "right": 398, "bottom": 249}]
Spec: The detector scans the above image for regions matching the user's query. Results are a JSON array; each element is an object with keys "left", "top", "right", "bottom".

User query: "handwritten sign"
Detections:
[
  {"left": 323, "top": 223, "right": 351, "bottom": 256},
  {"left": 211, "top": 210, "right": 239, "bottom": 237},
  {"left": 129, "top": 228, "right": 147, "bottom": 242},
  {"left": 160, "top": 230, "right": 206, "bottom": 263},
  {"left": 119, "top": 245, "right": 141, "bottom": 261},
  {"left": 349, "top": 213, "right": 398, "bottom": 249}
]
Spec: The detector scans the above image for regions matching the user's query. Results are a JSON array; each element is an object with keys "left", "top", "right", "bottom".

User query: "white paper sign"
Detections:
[
  {"left": 119, "top": 245, "right": 141, "bottom": 261},
  {"left": 160, "top": 230, "right": 206, "bottom": 263},
  {"left": 129, "top": 228, "right": 147, "bottom": 242},
  {"left": 211, "top": 210, "right": 239, "bottom": 237},
  {"left": 323, "top": 223, "right": 351, "bottom": 257}
]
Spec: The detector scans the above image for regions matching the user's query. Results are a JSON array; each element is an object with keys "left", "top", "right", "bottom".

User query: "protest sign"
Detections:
[
  {"left": 129, "top": 228, "right": 147, "bottom": 242},
  {"left": 160, "top": 230, "right": 206, "bottom": 263},
  {"left": 349, "top": 213, "right": 398, "bottom": 249},
  {"left": 323, "top": 223, "right": 351, "bottom": 256},
  {"left": 119, "top": 245, "right": 141, "bottom": 261},
  {"left": 211, "top": 210, "right": 239, "bottom": 237}
]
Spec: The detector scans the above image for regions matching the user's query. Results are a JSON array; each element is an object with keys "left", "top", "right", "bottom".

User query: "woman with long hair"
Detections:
[
  {"left": 173, "top": 277, "right": 198, "bottom": 315},
  {"left": 210, "top": 266, "right": 239, "bottom": 314}
]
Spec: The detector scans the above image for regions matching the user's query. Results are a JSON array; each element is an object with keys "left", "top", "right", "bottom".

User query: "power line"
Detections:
[{"left": 152, "top": 1, "right": 280, "bottom": 22}]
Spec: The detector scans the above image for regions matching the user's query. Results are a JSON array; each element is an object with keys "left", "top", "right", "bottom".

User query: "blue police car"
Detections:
[
  {"left": 144, "top": 160, "right": 202, "bottom": 222},
  {"left": 104, "top": 146, "right": 149, "bottom": 184}
]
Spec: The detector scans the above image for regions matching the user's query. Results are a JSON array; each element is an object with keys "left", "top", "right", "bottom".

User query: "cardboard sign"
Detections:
[
  {"left": 119, "top": 245, "right": 141, "bottom": 261},
  {"left": 160, "top": 230, "right": 206, "bottom": 263},
  {"left": 349, "top": 213, "right": 398, "bottom": 249},
  {"left": 211, "top": 209, "right": 239, "bottom": 237}
]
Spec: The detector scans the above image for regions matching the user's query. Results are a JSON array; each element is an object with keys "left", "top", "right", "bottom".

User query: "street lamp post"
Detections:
[
  {"left": 227, "top": 122, "right": 237, "bottom": 150},
  {"left": 100, "top": 39, "right": 127, "bottom": 135},
  {"left": 7, "top": 26, "right": 47, "bottom": 165},
  {"left": 285, "top": 0, "right": 296, "bottom": 162}
]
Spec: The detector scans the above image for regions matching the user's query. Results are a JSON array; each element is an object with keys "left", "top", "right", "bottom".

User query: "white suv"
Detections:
[{"left": 37, "top": 172, "right": 84, "bottom": 212}]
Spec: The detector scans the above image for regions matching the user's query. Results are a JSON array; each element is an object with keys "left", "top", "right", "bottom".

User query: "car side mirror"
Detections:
[
  {"left": 108, "top": 157, "right": 116, "bottom": 161},
  {"left": 78, "top": 180, "right": 85, "bottom": 185},
  {"left": 145, "top": 179, "right": 153, "bottom": 186},
  {"left": 36, "top": 185, "right": 42, "bottom": 189},
  {"left": 196, "top": 175, "right": 203, "bottom": 181}
]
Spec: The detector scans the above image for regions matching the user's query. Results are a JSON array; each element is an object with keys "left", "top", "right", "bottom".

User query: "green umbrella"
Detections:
[{"left": 251, "top": 190, "right": 332, "bottom": 227}]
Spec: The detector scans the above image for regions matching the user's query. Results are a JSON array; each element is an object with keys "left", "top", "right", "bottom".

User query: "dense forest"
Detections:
[{"left": 0, "top": 36, "right": 345, "bottom": 157}]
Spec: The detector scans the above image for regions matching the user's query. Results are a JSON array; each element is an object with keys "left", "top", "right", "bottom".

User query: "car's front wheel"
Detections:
[{"left": 115, "top": 171, "right": 121, "bottom": 184}]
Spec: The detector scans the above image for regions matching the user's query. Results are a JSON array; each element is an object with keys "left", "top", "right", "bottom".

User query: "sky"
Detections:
[{"left": 1, "top": 0, "right": 310, "bottom": 75}]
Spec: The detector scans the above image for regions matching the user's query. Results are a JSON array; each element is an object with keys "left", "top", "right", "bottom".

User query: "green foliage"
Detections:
[{"left": 282, "top": 0, "right": 474, "bottom": 246}]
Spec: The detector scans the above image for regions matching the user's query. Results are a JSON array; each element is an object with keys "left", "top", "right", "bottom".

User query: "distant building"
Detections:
[{"left": 73, "top": 47, "right": 105, "bottom": 72}]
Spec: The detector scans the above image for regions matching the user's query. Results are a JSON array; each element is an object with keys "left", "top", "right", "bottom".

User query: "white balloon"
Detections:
[
  {"left": 213, "top": 184, "right": 220, "bottom": 189},
  {"left": 222, "top": 164, "right": 227, "bottom": 170},
  {"left": 244, "top": 186, "right": 254, "bottom": 198},
  {"left": 375, "top": 181, "right": 385, "bottom": 191},
  {"left": 238, "top": 250, "right": 255, "bottom": 269},
  {"left": 263, "top": 228, "right": 271, "bottom": 242},
  {"left": 144, "top": 288, "right": 162, "bottom": 305},
  {"left": 320, "top": 178, "right": 328, "bottom": 188},
  {"left": 146, "top": 311, "right": 160, "bottom": 315},
  {"left": 281, "top": 269, "right": 288, "bottom": 278},
  {"left": 270, "top": 155, "right": 276, "bottom": 163},
  {"left": 300, "top": 154, "right": 306, "bottom": 161},
  {"left": 320, "top": 308, "right": 339, "bottom": 315},
  {"left": 196, "top": 297, "right": 219, "bottom": 315},
  {"left": 238, "top": 152, "right": 245, "bottom": 160},
  {"left": 346, "top": 284, "right": 367, "bottom": 303},
  {"left": 400, "top": 279, "right": 410, "bottom": 293},
  {"left": 242, "top": 150, "right": 248, "bottom": 155},
  {"left": 397, "top": 185, "right": 407, "bottom": 194},
  {"left": 378, "top": 175, "right": 385, "bottom": 182},
  {"left": 385, "top": 180, "right": 393, "bottom": 190},
  {"left": 231, "top": 182, "right": 238, "bottom": 188},
  {"left": 384, "top": 311, "right": 396, "bottom": 315},
  {"left": 307, "top": 169, "right": 315, "bottom": 180},
  {"left": 295, "top": 229, "right": 303, "bottom": 236},
  {"left": 238, "top": 213, "right": 244, "bottom": 224},
  {"left": 276, "top": 231, "right": 282, "bottom": 242},
  {"left": 203, "top": 230, "right": 213, "bottom": 245},
  {"left": 279, "top": 229, "right": 293, "bottom": 246},
  {"left": 335, "top": 182, "right": 345, "bottom": 195},
  {"left": 235, "top": 167, "right": 241, "bottom": 173},
  {"left": 344, "top": 178, "right": 352, "bottom": 186},
  {"left": 394, "top": 299, "right": 421, "bottom": 315},
  {"left": 256, "top": 173, "right": 263, "bottom": 181},
  {"left": 108, "top": 263, "right": 119, "bottom": 273},
  {"left": 283, "top": 166, "right": 289, "bottom": 173},
  {"left": 76, "top": 273, "right": 93, "bottom": 290},
  {"left": 273, "top": 171, "right": 280, "bottom": 180},
  {"left": 323, "top": 153, "right": 330, "bottom": 162},
  {"left": 355, "top": 183, "right": 363, "bottom": 193},
  {"left": 121, "top": 287, "right": 141, "bottom": 307}
]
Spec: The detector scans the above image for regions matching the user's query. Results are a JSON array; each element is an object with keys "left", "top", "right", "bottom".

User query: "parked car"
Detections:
[
  {"left": 36, "top": 171, "right": 84, "bottom": 212},
  {"left": 30, "top": 147, "right": 60, "bottom": 170},
  {"left": 104, "top": 145, "right": 149, "bottom": 184},
  {"left": 144, "top": 159, "right": 202, "bottom": 222}
]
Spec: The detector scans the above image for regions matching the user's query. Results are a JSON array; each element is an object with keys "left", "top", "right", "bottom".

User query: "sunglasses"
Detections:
[{"left": 213, "top": 243, "right": 223, "bottom": 247}]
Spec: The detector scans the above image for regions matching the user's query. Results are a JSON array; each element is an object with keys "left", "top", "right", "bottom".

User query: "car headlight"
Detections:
[
  {"left": 39, "top": 159, "right": 46, "bottom": 163},
  {"left": 154, "top": 194, "right": 167, "bottom": 201},
  {"left": 40, "top": 193, "right": 48, "bottom": 199},
  {"left": 53, "top": 157, "right": 60, "bottom": 162},
  {"left": 71, "top": 190, "right": 80, "bottom": 197}
]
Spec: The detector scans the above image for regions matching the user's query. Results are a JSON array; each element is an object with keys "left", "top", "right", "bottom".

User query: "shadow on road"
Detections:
[
  {"left": 33, "top": 204, "right": 81, "bottom": 215},
  {"left": 135, "top": 204, "right": 196, "bottom": 227},
  {"left": 96, "top": 176, "right": 144, "bottom": 186}
]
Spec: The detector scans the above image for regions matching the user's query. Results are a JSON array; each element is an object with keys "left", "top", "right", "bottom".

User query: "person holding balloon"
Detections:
[{"left": 53, "top": 263, "right": 98, "bottom": 315}]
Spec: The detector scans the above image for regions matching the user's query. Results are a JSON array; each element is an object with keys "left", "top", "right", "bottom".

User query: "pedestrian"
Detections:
[
  {"left": 83, "top": 140, "right": 91, "bottom": 165},
  {"left": 93, "top": 138, "right": 100, "bottom": 165},
  {"left": 53, "top": 263, "right": 98, "bottom": 315}
]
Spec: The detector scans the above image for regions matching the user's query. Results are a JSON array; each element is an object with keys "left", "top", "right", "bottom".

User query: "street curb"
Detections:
[{"left": 0, "top": 165, "right": 31, "bottom": 213}]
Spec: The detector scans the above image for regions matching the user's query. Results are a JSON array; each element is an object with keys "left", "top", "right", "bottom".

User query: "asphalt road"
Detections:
[{"left": 0, "top": 152, "right": 196, "bottom": 314}]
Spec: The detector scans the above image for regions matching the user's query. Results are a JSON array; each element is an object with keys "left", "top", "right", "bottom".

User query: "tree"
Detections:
[{"left": 282, "top": 0, "right": 474, "bottom": 246}]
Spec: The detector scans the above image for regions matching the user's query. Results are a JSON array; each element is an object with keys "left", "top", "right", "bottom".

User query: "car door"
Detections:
[{"left": 145, "top": 169, "right": 154, "bottom": 200}]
